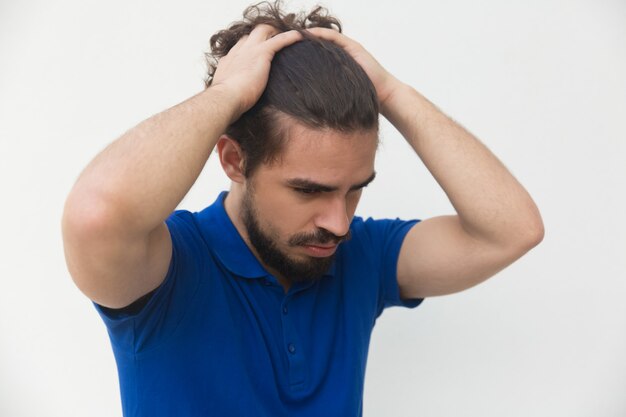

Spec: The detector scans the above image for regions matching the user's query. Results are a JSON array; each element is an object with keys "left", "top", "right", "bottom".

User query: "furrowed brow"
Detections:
[
  {"left": 286, "top": 171, "right": 376, "bottom": 192},
  {"left": 349, "top": 171, "right": 376, "bottom": 191},
  {"left": 286, "top": 178, "right": 336, "bottom": 192}
]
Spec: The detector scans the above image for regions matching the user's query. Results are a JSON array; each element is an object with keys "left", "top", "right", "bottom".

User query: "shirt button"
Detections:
[
  {"left": 282, "top": 306, "right": 288, "bottom": 314},
  {"left": 288, "top": 343, "right": 296, "bottom": 354},
  {"left": 261, "top": 279, "right": 271, "bottom": 286}
]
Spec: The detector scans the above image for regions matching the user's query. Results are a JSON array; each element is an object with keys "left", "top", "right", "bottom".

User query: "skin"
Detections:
[
  {"left": 62, "top": 23, "right": 543, "bottom": 309},
  {"left": 306, "top": 27, "right": 544, "bottom": 298},
  {"left": 62, "top": 25, "right": 306, "bottom": 308},
  {"left": 219, "top": 120, "right": 379, "bottom": 292}
]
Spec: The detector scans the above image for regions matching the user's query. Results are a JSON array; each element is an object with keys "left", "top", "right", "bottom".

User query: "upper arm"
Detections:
[
  {"left": 62, "top": 203, "right": 173, "bottom": 309},
  {"left": 397, "top": 215, "right": 542, "bottom": 299}
]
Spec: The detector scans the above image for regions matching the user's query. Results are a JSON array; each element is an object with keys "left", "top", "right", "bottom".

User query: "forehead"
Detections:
[{"left": 269, "top": 121, "right": 379, "bottom": 179}]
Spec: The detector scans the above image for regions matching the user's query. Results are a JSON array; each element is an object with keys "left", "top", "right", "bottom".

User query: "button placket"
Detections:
[
  {"left": 280, "top": 295, "right": 307, "bottom": 387},
  {"left": 260, "top": 277, "right": 274, "bottom": 287}
]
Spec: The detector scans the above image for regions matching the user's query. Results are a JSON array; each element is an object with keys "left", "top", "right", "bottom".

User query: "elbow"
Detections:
[
  {"left": 516, "top": 211, "right": 545, "bottom": 252},
  {"left": 528, "top": 200, "right": 545, "bottom": 244},
  {"left": 493, "top": 202, "right": 545, "bottom": 254},
  {"left": 524, "top": 224, "right": 544, "bottom": 251},
  {"left": 62, "top": 195, "right": 114, "bottom": 247},
  {"left": 531, "top": 217, "right": 545, "bottom": 245},
  {"left": 61, "top": 195, "right": 122, "bottom": 295}
]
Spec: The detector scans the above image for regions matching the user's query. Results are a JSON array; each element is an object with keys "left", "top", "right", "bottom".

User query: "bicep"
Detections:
[
  {"left": 396, "top": 215, "right": 529, "bottom": 299},
  {"left": 63, "top": 213, "right": 173, "bottom": 309}
]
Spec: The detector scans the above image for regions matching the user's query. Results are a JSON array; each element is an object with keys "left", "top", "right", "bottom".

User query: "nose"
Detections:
[{"left": 314, "top": 196, "right": 351, "bottom": 239}]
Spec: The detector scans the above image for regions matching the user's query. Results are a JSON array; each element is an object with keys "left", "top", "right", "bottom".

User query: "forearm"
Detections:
[
  {"left": 65, "top": 86, "right": 237, "bottom": 234},
  {"left": 382, "top": 83, "right": 544, "bottom": 246}
]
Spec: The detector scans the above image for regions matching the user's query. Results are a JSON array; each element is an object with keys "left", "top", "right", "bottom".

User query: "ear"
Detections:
[{"left": 217, "top": 135, "right": 246, "bottom": 183}]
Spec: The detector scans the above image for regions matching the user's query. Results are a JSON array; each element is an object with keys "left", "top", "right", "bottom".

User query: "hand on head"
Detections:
[
  {"left": 211, "top": 24, "right": 302, "bottom": 121},
  {"left": 205, "top": 1, "right": 343, "bottom": 121},
  {"left": 305, "top": 27, "right": 402, "bottom": 110}
]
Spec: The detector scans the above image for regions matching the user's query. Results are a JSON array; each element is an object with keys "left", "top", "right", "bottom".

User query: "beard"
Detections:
[{"left": 240, "top": 186, "right": 350, "bottom": 284}]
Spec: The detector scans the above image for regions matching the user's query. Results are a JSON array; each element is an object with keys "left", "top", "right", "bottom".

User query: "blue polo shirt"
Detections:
[{"left": 95, "top": 191, "right": 424, "bottom": 417}]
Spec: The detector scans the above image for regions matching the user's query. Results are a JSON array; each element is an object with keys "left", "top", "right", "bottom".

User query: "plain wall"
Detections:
[{"left": 1, "top": 0, "right": 625, "bottom": 415}]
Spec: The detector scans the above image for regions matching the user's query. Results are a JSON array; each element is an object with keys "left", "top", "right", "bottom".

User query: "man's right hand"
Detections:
[
  {"left": 210, "top": 24, "right": 302, "bottom": 123},
  {"left": 62, "top": 25, "right": 301, "bottom": 310}
]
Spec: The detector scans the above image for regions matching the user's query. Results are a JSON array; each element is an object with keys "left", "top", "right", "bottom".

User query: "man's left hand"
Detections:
[{"left": 306, "top": 27, "right": 403, "bottom": 113}]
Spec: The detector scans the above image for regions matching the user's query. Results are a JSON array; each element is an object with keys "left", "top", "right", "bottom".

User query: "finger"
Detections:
[
  {"left": 306, "top": 27, "right": 352, "bottom": 48},
  {"left": 228, "top": 34, "right": 250, "bottom": 54},
  {"left": 248, "top": 23, "right": 280, "bottom": 42},
  {"left": 264, "top": 29, "right": 303, "bottom": 52}
]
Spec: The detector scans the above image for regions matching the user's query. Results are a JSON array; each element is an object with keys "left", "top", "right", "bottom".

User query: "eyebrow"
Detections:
[{"left": 286, "top": 171, "right": 377, "bottom": 192}]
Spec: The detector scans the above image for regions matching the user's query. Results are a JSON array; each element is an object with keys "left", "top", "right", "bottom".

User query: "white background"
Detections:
[{"left": 1, "top": 0, "right": 625, "bottom": 416}]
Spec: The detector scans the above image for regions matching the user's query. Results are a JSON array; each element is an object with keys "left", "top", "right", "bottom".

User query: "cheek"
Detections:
[{"left": 257, "top": 193, "right": 310, "bottom": 238}]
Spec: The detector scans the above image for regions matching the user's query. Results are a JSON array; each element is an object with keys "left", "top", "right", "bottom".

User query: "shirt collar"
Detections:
[{"left": 193, "top": 191, "right": 336, "bottom": 280}]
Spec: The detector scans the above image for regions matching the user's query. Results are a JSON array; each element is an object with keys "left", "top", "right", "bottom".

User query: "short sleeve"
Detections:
[
  {"left": 359, "top": 217, "right": 425, "bottom": 315},
  {"left": 93, "top": 209, "right": 206, "bottom": 352}
]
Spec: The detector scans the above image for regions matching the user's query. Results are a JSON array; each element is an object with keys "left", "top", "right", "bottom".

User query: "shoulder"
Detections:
[
  {"left": 340, "top": 215, "right": 420, "bottom": 266},
  {"left": 166, "top": 209, "right": 210, "bottom": 250},
  {"left": 166, "top": 209, "right": 197, "bottom": 229},
  {"left": 349, "top": 215, "right": 420, "bottom": 245}
]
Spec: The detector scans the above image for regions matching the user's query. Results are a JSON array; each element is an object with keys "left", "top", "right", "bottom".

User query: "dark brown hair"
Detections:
[{"left": 205, "top": 1, "right": 379, "bottom": 177}]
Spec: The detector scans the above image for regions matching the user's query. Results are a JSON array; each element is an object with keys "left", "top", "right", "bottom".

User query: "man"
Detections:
[{"left": 61, "top": 2, "right": 543, "bottom": 416}]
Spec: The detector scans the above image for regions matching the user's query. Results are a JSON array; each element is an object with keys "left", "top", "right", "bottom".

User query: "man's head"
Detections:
[
  {"left": 208, "top": 1, "right": 380, "bottom": 283},
  {"left": 205, "top": 1, "right": 379, "bottom": 177},
  {"left": 234, "top": 122, "right": 378, "bottom": 284}
]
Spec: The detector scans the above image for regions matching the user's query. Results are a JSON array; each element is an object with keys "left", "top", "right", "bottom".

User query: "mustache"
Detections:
[{"left": 288, "top": 228, "right": 352, "bottom": 247}]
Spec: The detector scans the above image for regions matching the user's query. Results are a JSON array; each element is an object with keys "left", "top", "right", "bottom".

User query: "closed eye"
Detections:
[
  {"left": 287, "top": 172, "right": 375, "bottom": 196},
  {"left": 294, "top": 187, "right": 321, "bottom": 195}
]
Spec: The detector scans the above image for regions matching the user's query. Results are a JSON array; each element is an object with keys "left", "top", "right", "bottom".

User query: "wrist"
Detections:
[
  {"left": 379, "top": 80, "right": 411, "bottom": 119},
  {"left": 204, "top": 83, "right": 246, "bottom": 125}
]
